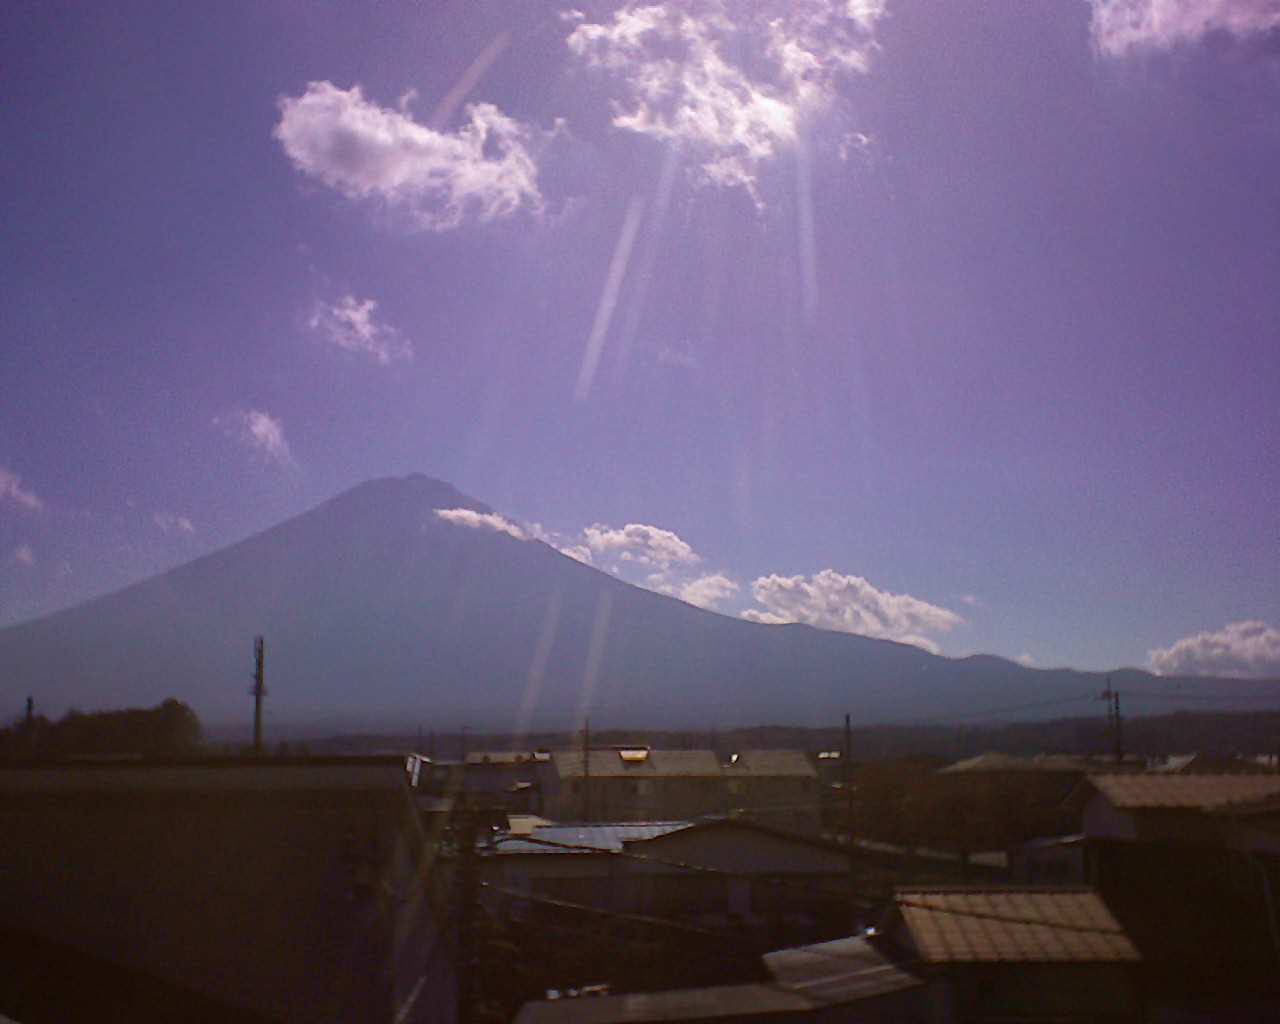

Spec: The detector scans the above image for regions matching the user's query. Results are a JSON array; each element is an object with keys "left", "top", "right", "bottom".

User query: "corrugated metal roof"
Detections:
[
  {"left": 492, "top": 822, "right": 693, "bottom": 855},
  {"left": 764, "top": 936, "right": 921, "bottom": 1003},
  {"left": 723, "top": 750, "right": 815, "bottom": 778},
  {"left": 896, "top": 888, "right": 1140, "bottom": 964},
  {"left": 1088, "top": 773, "right": 1280, "bottom": 810},
  {"left": 552, "top": 750, "right": 722, "bottom": 779}
]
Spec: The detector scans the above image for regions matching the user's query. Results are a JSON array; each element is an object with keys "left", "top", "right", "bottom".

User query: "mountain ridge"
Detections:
[{"left": 1, "top": 475, "right": 1272, "bottom": 733}]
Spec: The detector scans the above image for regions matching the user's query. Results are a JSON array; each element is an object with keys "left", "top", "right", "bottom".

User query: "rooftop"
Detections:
[
  {"left": 895, "top": 887, "right": 1140, "bottom": 964},
  {"left": 723, "top": 750, "right": 815, "bottom": 778},
  {"left": 1086, "top": 773, "right": 1280, "bottom": 811},
  {"left": 492, "top": 822, "right": 693, "bottom": 855},
  {"left": 552, "top": 749, "right": 722, "bottom": 779}
]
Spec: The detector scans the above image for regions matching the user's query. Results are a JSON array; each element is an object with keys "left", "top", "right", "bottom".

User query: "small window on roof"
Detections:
[{"left": 618, "top": 747, "right": 649, "bottom": 764}]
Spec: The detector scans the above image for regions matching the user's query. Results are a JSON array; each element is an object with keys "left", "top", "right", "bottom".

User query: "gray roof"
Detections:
[
  {"left": 764, "top": 935, "right": 921, "bottom": 1003},
  {"left": 492, "top": 822, "right": 693, "bottom": 855},
  {"left": 514, "top": 983, "right": 813, "bottom": 1023},
  {"left": 552, "top": 749, "right": 722, "bottom": 779},
  {"left": 724, "top": 750, "right": 816, "bottom": 778}
]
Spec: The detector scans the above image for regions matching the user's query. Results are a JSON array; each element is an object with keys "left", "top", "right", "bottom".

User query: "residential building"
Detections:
[{"left": 0, "top": 757, "right": 453, "bottom": 1024}]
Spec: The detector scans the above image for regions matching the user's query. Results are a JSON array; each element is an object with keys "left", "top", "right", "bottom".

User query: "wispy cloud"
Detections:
[
  {"left": 217, "top": 409, "right": 293, "bottom": 467},
  {"left": 153, "top": 512, "right": 196, "bottom": 536},
  {"left": 310, "top": 294, "right": 412, "bottom": 365},
  {"left": 742, "top": 569, "right": 962, "bottom": 654},
  {"left": 12, "top": 544, "right": 35, "bottom": 567},
  {"left": 0, "top": 467, "right": 43, "bottom": 512},
  {"left": 566, "top": 0, "right": 883, "bottom": 200},
  {"left": 1149, "top": 620, "right": 1280, "bottom": 678},
  {"left": 1091, "top": 0, "right": 1280, "bottom": 55},
  {"left": 435, "top": 507, "right": 529, "bottom": 541},
  {"left": 275, "top": 81, "right": 543, "bottom": 231}
]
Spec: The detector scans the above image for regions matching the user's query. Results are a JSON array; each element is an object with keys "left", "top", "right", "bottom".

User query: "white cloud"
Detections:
[
  {"left": 310, "top": 294, "right": 412, "bottom": 365},
  {"left": 275, "top": 81, "right": 542, "bottom": 231},
  {"left": 435, "top": 507, "right": 529, "bottom": 541},
  {"left": 1091, "top": 0, "right": 1280, "bottom": 55},
  {"left": 583, "top": 522, "right": 700, "bottom": 569},
  {"left": 566, "top": 0, "right": 882, "bottom": 198},
  {"left": 13, "top": 544, "right": 35, "bottom": 566},
  {"left": 153, "top": 512, "right": 196, "bottom": 536},
  {"left": 0, "top": 467, "right": 43, "bottom": 512},
  {"left": 741, "top": 569, "right": 962, "bottom": 653},
  {"left": 558, "top": 544, "right": 594, "bottom": 564},
  {"left": 218, "top": 409, "right": 293, "bottom": 467},
  {"left": 1149, "top": 620, "right": 1280, "bottom": 678},
  {"left": 677, "top": 572, "right": 740, "bottom": 609}
]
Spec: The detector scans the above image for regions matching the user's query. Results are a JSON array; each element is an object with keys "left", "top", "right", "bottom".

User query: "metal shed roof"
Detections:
[{"left": 492, "top": 822, "right": 693, "bottom": 855}]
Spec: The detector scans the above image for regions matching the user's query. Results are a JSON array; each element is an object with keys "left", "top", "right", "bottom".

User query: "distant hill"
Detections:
[{"left": 0, "top": 474, "right": 1273, "bottom": 734}]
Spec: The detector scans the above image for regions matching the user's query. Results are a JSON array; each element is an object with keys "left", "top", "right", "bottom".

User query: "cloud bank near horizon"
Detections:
[{"left": 1149, "top": 620, "right": 1280, "bottom": 678}]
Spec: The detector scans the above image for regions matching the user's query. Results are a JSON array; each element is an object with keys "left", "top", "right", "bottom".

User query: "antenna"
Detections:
[{"left": 250, "top": 636, "right": 266, "bottom": 756}]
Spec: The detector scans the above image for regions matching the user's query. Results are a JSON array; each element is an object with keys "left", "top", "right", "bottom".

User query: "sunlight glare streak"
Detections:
[
  {"left": 573, "top": 590, "right": 613, "bottom": 732},
  {"left": 574, "top": 195, "right": 646, "bottom": 401},
  {"left": 429, "top": 32, "right": 512, "bottom": 130},
  {"left": 616, "top": 145, "right": 681, "bottom": 369},
  {"left": 512, "top": 587, "right": 563, "bottom": 747},
  {"left": 796, "top": 131, "right": 818, "bottom": 325}
]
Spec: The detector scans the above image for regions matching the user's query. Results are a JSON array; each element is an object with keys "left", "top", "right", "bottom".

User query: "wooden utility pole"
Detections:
[
  {"left": 250, "top": 636, "right": 266, "bottom": 756},
  {"left": 1100, "top": 680, "right": 1122, "bottom": 764}
]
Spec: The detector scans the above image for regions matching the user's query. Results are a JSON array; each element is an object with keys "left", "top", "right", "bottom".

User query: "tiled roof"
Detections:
[
  {"left": 1088, "top": 773, "right": 1280, "bottom": 811},
  {"left": 896, "top": 888, "right": 1139, "bottom": 964},
  {"left": 552, "top": 749, "right": 722, "bottom": 779},
  {"left": 724, "top": 750, "right": 816, "bottom": 778}
]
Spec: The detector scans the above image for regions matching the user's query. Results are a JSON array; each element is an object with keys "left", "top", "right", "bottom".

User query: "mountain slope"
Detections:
[{"left": 0, "top": 475, "right": 1267, "bottom": 732}]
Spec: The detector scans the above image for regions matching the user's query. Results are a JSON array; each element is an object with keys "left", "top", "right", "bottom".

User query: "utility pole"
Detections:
[
  {"left": 25, "top": 696, "right": 33, "bottom": 728},
  {"left": 582, "top": 717, "right": 591, "bottom": 821},
  {"left": 1100, "top": 680, "right": 1122, "bottom": 764},
  {"left": 250, "top": 636, "right": 266, "bottom": 756}
]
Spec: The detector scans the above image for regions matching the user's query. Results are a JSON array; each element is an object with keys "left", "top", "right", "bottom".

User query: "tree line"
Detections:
[{"left": 0, "top": 698, "right": 202, "bottom": 759}]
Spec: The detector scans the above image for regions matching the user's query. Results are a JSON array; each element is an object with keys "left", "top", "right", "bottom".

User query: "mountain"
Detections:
[{"left": 0, "top": 474, "right": 1267, "bottom": 734}]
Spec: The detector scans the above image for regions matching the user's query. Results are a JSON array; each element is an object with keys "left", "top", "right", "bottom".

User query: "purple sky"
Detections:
[{"left": 3, "top": 0, "right": 1279, "bottom": 680}]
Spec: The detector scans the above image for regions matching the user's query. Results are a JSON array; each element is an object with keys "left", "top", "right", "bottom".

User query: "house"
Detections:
[
  {"left": 0, "top": 757, "right": 453, "bottom": 1024},
  {"left": 1012, "top": 774, "right": 1280, "bottom": 1015},
  {"left": 723, "top": 750, "right": 820, "bottom": 834},
  {"left": 510, "top": 886, "right": 1143, "bottom": 1023},
  {"left": 1074, "top": 772, "right": 1280, "bottom": 853},
  {"left": 880, "top": 887, "right": 1143, "bottom": 1023},
  {"left": 480, "top": 816, "right": 857, "bottom": 946},
  {"left": 538, "top": 748, "right": 821, "bottom": 830},
  {"left": 512, "top": 933, "right": 926, "bottom": 1023},
  {"left": 540, "top": 748, "right": 725, "bottom": 822}
]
